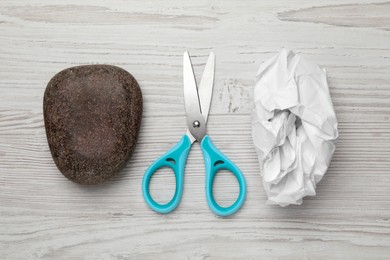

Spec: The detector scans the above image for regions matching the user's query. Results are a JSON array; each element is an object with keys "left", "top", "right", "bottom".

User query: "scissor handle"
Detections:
[
  {"left": 201, "top": 135, "right": 246, "bottom": 216},
  {"left": 142, "top": 135, "right": 191, "bottom": 214}
]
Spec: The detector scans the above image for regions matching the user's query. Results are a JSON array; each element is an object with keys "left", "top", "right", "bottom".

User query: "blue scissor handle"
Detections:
[
  {"left": 201, "top": 135, "right": 246, "bottom": 216},
  {"left": 142, "top": 135, "right": 191, "bottom": 214}
]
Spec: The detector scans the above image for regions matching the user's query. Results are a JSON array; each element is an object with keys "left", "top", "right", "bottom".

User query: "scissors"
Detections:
[{"left": 142, "top": 51, "right": 246, "bottom": 216}]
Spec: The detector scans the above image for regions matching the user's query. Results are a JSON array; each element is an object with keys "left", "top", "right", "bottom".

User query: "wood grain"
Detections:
[
  {"left": 279, "top": 2, "right": 390, "bottom": 30},
  {"left": 1, "top": 0, "right": 390, "bottom": 259}
]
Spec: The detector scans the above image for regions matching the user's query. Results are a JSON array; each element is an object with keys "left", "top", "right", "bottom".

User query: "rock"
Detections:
[{"left": 43, "top": 65, "right": 143, "bottom": 184}]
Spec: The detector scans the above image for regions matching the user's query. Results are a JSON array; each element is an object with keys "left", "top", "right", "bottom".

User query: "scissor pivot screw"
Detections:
[{"left": 193, "top": 120, "right": 201, "bottom": 128}]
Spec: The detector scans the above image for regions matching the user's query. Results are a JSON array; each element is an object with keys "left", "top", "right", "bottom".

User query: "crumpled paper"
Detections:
[{"left": 251, "top": 48, "right": 338, "bottom": 207}]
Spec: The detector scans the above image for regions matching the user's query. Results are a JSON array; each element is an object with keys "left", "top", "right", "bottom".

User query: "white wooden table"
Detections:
[{"left": 1, "top": 1, "right": 390, "bottom": 259}]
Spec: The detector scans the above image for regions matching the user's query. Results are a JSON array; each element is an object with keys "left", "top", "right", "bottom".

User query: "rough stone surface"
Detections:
[{"left": 43, "top": 65, "right": 143, "bottom": 184}]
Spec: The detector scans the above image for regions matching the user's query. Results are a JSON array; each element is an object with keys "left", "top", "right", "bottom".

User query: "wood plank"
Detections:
[{"left": 1, "top": 0, "right": 390, "bottom": 258}]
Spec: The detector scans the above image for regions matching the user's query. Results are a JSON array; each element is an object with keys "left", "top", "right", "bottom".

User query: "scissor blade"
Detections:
[
  {"left": 185, "top": 129, "right": 197, "bottom": 144},
  {"left": 183, "top": 51, "right": 201, "bottom": 115},
  {"left": 198, "top": 52, "right": 215, "bottom": 123},
  {"left": 183, "top": 51, "right": 206, "bottom": 142}
]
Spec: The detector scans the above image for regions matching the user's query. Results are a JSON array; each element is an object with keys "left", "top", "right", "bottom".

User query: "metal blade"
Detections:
[
  {"left": 185, "top": 129, "right": 197, "bottom": 144},
  {"left": 198, "top": 52, "right": 215, "bottom": 123},
  {"left": 183, "top": 51, "right": 206, "bottom": 142}
]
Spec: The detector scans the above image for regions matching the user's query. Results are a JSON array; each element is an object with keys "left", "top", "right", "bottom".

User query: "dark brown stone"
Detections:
[{"left": 43, "top": 65, "right": 143, "bottom": 184}]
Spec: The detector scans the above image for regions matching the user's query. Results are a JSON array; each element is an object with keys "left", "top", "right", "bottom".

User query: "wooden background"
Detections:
[{"left": 1, "top": 0, "right": 389, "bottom": 259}]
